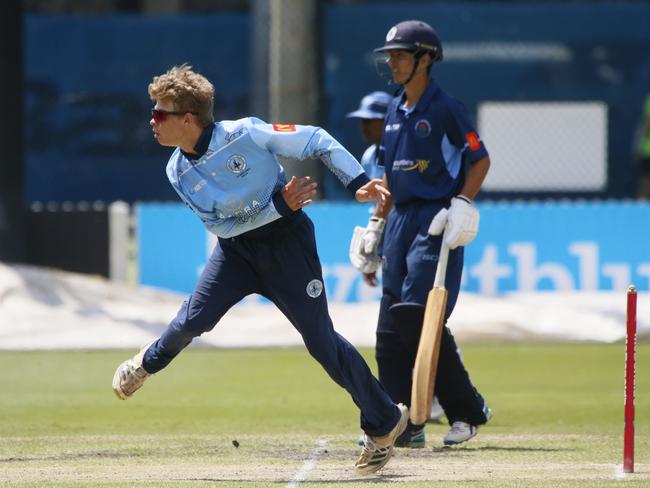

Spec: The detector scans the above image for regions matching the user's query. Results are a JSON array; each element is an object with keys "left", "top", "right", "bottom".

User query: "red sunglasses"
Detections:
[{"left": 151, "top": 108, "right": 198, "bottom": 123}]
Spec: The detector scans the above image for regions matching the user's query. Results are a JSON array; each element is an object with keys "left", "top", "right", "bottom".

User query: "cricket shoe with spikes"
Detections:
[
  {"left": 359, "top": 423, "right": 425, "bottom": 449},
  {"left": 395, "top": 424, "right": 425, "bottom": 448},
  {"left": 112, "top": 342, "right": 154, "bottom": 400},
  {"left": 355, "top": 403, "right": 408, "bottom": 475},
  {"left": 443, "top": 421, "right": 478, "bottom": 445},
  {"left": 443, "top": 404, "right": 492, "bottom": 446}
]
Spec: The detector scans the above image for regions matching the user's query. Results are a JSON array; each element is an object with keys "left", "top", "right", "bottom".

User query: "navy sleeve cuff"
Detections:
[
  {"left": 272, "top": 190, "right": 293, "bottom": 217},
  {"left": 347, "top": 172, "right": 370, "bottom": 196}
]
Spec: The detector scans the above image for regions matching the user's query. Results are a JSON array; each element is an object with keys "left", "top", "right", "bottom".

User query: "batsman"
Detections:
[{"left": 350, "top": 20, "right": 492, "bottom": 447}]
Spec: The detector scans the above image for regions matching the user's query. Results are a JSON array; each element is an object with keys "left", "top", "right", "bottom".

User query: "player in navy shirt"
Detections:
[
  {"left": 111, "top": 64, "right": 408, "bottom": 474},
  {"left": 350, "top": 21, "right": 492, "bottom": 447},
  {"left": 346, "top": 91, "right": 393, "bottom": 181}
]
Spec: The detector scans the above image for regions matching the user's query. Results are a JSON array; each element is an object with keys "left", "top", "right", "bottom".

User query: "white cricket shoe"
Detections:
[
  {"left": 112, "top": 343, "right": 153, "bottom": 400},
  {"left": 443, "top": 421, "right": 478, "bottom": 445},
  {"left": 355, "top": 403, "right": 408, "bottom": 475}
]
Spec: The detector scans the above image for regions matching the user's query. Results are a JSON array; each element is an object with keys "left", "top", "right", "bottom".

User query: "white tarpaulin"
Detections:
[{"left": 0, "top": 263, "right": 647, "bottom": 350}]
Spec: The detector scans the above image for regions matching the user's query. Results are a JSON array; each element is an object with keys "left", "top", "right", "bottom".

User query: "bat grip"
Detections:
[{"left": 433, "top": 238, "right": 449, "bottom": 288}]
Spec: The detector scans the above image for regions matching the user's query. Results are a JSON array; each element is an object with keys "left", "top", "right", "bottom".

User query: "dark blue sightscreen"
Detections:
[
  {"left": 24, "top": 15, "right": 250, "bottom": 203},
  {"left": 24, "top": 5, "right": 650, "bottom": 203},
  {"left": 323, "top": 2, "right": 650, "bottom": 199}
]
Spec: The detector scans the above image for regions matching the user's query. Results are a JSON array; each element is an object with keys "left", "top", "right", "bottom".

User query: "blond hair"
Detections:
[{"left": 148, "top": 64, "right": 214, "bottom": 126}]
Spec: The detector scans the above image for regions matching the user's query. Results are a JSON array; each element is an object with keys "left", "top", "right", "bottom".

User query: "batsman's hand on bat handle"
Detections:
[
  {"left": 282, "top": 176, "right": 318, "bottom": 211},
  {"left": 428, "top": 195, "right": 479, "bottom": 250}
]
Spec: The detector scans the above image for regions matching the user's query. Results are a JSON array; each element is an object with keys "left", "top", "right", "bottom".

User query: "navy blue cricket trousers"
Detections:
[
  {"left": 376, "top": 201, "right": 488, "bottom": 426},
  {"left": 143, "top": 210, "right": 400, "bottom": 436}
]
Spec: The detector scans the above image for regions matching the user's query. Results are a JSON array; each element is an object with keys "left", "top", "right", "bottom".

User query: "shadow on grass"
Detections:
[
  {"left": 0, "top": 451, "right": 145, "bottom": 463},
  {"left": 433, "top": 445, "right": 571, "bottom": 453},
  {"left": 186, "top": 477, "right": 412, "bottom": 484}
]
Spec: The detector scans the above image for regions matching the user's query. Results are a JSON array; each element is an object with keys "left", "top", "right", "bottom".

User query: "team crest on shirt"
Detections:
[
  {"left": 414, "top": 119, "right": 431, "bottom": 138},
  {"left": 306, "top": 279, "right": 323, "bottom": 298},
  {"left": 227, "top": 154, "right": 248, "bottom": 175}
]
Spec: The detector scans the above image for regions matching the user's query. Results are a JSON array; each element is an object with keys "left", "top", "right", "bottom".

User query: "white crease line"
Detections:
[
  {"left": 286, "top": 438, "right": 328, "bottom": 487},
  {"left": 614, "top": 464, "right": 631, "bottom": 480}
]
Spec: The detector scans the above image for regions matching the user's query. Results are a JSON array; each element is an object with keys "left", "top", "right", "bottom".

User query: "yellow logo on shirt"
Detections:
[{"left": 401, "top": 159, "right": 430, "bottom": 173}]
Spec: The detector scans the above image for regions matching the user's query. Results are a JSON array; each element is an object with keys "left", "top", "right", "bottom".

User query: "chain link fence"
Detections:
[{"left": 478, "top": 102, "right": 608, "bottom": 193}]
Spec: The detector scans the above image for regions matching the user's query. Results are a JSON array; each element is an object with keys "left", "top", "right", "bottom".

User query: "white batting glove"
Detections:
[
  {"left": 428, "top": 208, "right": 448, "bottom": 236},
  {"left": 363, "top": 217, "right": 385, "bottom": 254},
  {"left": 349, "top": 217, "right": 385, "bottom": 273},
  {"left": 444, "top": 196, "right": 479, "bottom": 249}
]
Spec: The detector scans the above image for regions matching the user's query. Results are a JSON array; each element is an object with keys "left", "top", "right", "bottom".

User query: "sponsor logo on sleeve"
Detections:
[
  {"left": 466, "top": 131, "right": 481, "bottom": 151},
  {"left": 272, "top": 124, "right": 296, "bottom": 132}
]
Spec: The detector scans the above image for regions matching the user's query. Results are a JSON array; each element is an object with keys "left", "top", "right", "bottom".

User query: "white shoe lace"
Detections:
[
  {"left": 449, "top": 421, "right": 470, "bottom": 435},
  {"left": 356, "top": 435, "right": 390, "bottom": 468},
  {"left": 360, "top": 435, "right": 387, "bottom": 455}
]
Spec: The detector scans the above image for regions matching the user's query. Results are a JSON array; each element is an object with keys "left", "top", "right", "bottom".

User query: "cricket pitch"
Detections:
[{"left": 2, "top": 433, "right": 648, "bottom": 487}]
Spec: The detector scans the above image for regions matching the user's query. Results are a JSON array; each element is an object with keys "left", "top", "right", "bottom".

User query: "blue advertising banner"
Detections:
[
  {"left": 467, "top": 201, "right": 650, "bottom": 294},
  {"left": 137, "top": 203, "right": 207, "bottom": 294},
  {"left": 138, "top": 201, "right": 650, "bottom": 300}
]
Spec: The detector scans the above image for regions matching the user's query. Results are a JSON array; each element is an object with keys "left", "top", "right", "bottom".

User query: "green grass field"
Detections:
[{"left": 1, "top": 343, "right": 648, "bottom": 486}]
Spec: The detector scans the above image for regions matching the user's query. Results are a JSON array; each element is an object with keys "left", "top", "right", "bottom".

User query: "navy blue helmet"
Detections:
[{"left": 374, "top": 20, "right": 443, "bottom": 62}]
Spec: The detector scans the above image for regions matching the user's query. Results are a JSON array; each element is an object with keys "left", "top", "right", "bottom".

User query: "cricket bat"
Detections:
[{"left": 410, "top": 234, "right": 449, "bottom": 425}]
